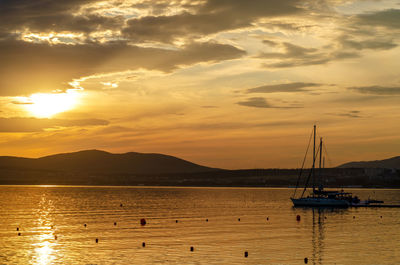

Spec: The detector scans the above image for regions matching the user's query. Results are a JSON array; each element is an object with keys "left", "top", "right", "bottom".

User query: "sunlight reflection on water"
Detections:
[{"left": 0, "top": 186, "right": 399, "bottom": 264}]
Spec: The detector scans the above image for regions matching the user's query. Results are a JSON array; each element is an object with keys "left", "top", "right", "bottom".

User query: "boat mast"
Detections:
[
  {"left": 312, "top": 125, "right": 316, "bottom": 194},
  {"left": 319, "top": 137, "right": 323, "bottom": 189}
]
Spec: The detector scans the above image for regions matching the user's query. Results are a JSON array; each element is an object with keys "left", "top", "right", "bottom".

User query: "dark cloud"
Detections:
[
  {"left": 123, "top": 0, "right": 303, "bottom": 43},
  {"left": 334, "top": 9, "right": 400, "bottom": 54},
  {"left": 338, "top": 36, "right": 397, "bottom": 50},
  {"left": 237, "top": 97, "right": 273, "bottom": 108},
  {"left": 0, "top": 39, "right": 245, "bottom": 96},
  {"left": 262, "top": 40, "right": 278, "bottom": 46},
  {"left": 348, "top": 86, "right": 400, "bottom": 95},
  {"left": 257, "top": 42, "right": 332, "bottom": 68},
  {"left": 0, "top": 0, "right": 123, "bottom": 35},
  {"left": 236, "top": 97, "right": 302, "bottom": 109},
  {"left": 247, "top": 82, "right": 320, "bottom": 93},
  {"left": 0, "top": 117, "right": 109, "bottom": 132},
  {"left": 355, "top": 9, "right": 400, "bottom": 29},
  {"left": 327, "top": 110, "right": 362, "bottom": 119},
  {"left": 257, "top": 40, "right": 366, "bottom": 68},
  {"left": 122, "top": 12, "right": 250, "bottom": 43}
]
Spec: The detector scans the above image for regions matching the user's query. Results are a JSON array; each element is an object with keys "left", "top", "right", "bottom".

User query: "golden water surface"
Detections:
[{"left": 0, "top": 186, "right": 399, "bottom": 264}]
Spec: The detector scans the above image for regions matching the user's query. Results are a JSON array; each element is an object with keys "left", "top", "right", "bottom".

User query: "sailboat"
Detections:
[{"left": 291, "top": 125, "right": 358, "bottom": 207}]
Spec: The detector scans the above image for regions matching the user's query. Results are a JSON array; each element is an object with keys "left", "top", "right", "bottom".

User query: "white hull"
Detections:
[{"left": 291, "top": 197, "right": 350, "bottom": 207}]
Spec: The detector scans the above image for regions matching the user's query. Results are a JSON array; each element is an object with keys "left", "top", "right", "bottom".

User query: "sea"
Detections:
[{"left": 0, "top": 186, "right": 399, "bottom": 264}]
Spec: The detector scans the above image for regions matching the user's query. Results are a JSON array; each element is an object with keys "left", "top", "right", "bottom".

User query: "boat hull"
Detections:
[{"left": 291, "top": 197, "right": 350, "bottom": 207}]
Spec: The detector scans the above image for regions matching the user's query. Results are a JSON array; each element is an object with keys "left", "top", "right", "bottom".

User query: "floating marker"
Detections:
[
  {"left": 267, "top": 217, "right": 269, "bottom": 221},
  {"left": 120, "top": 203, "right": 123, "bottom": 207},
  {"left": 304, "top": 257, "right": 308, "bottom": 264},
  {"left": 18, "top": 232, "right": 21, "bottom": 236},
  {"left": 114, "top": 222, "right": 117, "bottom": 226},
  {"left": 206, "top": 219, "right": 208, "bottom": 222},
  {"left": 296, "top": 215, "right": 301, "bottom": 221},
  {"left": 142, "top": 242, "right": 146, "bottom": 247},
  {"left": 353, "top": 216, "right": 355, "bottom": 219},
  {"left": 140, "top": 218, "right": 147, "bottom": 226},
  {"left": 95, "top": 238, "right": 99, "bottom": 243},
  {"left": 324, "top": 216, "right": 327, "bottom": 219},
  {"left": 238, "top": 218, "right": 241, "bottom": 222},
  {"left": 380, "top": 216, "right": 382, "bottom": 218},
  {"left": 176, "top": 220, "right": 178, "bottom": 223},
  {"left": 84, "top": 224, "right": 87, "bottom": 227},
  {"left": 190, "top": 246, "right": 194, "bottom": 252},
  {"left": 16, "top": 227, "right": 19, "bottom": 231},
  {"left": 244, "top": 251, "right": 248, "bottom": 258}
]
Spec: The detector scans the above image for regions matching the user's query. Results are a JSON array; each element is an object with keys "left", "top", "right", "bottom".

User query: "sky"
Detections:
[{"left": 0, "top": 0, "right": 399, "bottom": 169}]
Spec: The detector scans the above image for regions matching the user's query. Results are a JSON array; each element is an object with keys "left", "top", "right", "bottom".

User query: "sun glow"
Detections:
[{"left": 24, "top": 90, "right": 80, "bottom": 118}]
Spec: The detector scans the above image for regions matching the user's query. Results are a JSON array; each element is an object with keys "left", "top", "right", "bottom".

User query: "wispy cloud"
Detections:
[
  {"left": 0, "top": 117, "right": 109, "bottom": 132},
  {"left": 236, "top": 97, "right": 302, "bottom": 109},
  {"left": 0, "top": 40, "right": 245, "bottom": 96},
  {"left": 247, "top": 82, "right": 320, "bottom": 93},
  {"left": 326, "top": 110, "right": 363, "bottom": 119},
  {"left": 348, "top": 85, "right": 400, "bottom": 95}
]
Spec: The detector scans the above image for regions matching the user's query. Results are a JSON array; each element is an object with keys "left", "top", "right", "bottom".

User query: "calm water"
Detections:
[{"left": 0, "top": 186, "right": 399, "bottom": 265}]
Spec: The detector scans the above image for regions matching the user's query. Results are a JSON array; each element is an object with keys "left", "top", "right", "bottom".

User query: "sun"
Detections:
[{"left": 24, "top": 90, "right": 80, "bottom": 118}]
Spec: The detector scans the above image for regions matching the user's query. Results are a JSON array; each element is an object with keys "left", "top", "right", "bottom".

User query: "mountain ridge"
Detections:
[
  {"left": 337, "top": 156, "right": 400, "bottom": 169},
  {"left": 0, "top": 149, "right": 217, "bottom": 175}
]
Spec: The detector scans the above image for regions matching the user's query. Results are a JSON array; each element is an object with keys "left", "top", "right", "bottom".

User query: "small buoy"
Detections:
[
  {"left": 142, "top": 242, "right": 146, "bottom": 247},
  {"left": 296, "top": 215, "right": 301, "bottom": 221},
  {"left": 206, "top": 219, "right": 208, "bottom": 222},
  {"left": 54, "top": 235, "right": 57, "bottom": 240},
  {"left": 304, "top": 257, "right": 308, "bottom": 264},
  {"left": 16, "top": 227, "right": 19, "bottom": 231},
  {"left": 140, "top": 218, "right": 147, "bottom": 226},
  {"left": 238, "top": 218, "right": 241, "bottom": 222},
  {"left": 353, "top": 216, "right": 355, "bottom": 219},
  {"left": 84, "top": 224, "right": 87, "bottom": 227},
  {"left": 324, "top": 216, "right": 327, "bottom": 219},
  {"left": 190, "top": 246, "right": 194, "bottom": 252},
  {"left": 244, "top": 251, "right": 248, "bottom": 258},
  {"left": 267, "top": 217, "right": 269, "bottom": 221},
  {"left": 380, "top": 216, "right": 382, "bottom": 218},
  {"left": 120, "top": 203, "right": 123, "bottom": 207},
  {"left": 95, "top": 238, "right": 99, "bottom": 243},
  {"left": 114, "top": 222, "right": 117, "bottom": 226},
  {"left": 18, "top": 232, "right": 21, "bottom": 236},
  {"left": 176, "top": 220, "right": 178, "bottom": 223}
]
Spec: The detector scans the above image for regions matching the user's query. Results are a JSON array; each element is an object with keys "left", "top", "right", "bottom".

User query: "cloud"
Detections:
[
  {"left": 337, "top": 36, "right": 397, "bottom": 51},
  {"left": 326, "top": 110, "right": 362, "bottom": 119},
  {"left": 0, "top": 117, "right": 109, "bottom": 132},
  {"left": 355, "top": 9, "right": 400, "bottom": 29},
  {"left": 257, "top": 39, "right": 369, "bottom": 68},
  {"left": 0, "top": 39, "right": 245, "bottom": 96},
  {"left": 348, "top": 85, "right": 400, "bottom": 95},
  {"left": 333, "top": 9, "right": 400, "bottom": 54},
  {"left": 257, "top": 42, "right": 333, "bottom": 68},
  {"left": 0, "top": 0, "right": 123, "bottom": 35},
  {"left": 123, "top": 0, "right": 303, "bottom": 43},
  {"left": 247, "top": 82, "right": 320, "bottom": 93},
  {"left": 262, "top": 39, "right": 278, "bottom": 46},
  {"left": 236, "top": 97, "right": 302, "bottom": 109},
  {"left": 201, "top": 105, "right": 219, "bottom": 108}
]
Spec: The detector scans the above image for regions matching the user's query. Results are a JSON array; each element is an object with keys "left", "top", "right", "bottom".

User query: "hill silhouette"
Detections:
[
  {"left": 0, "top": 149, "right": 215, "bottom": 175},
  {"left": 338, "top": 156, "right": 400, "bottom": 169},
  {"left": 0, "top": 151, "right": 399, "bottom": 187}
]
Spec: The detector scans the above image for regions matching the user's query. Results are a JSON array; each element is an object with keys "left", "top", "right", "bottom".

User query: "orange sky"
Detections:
[{"left": 1, "top": 0, "right": 399, "bottom": 169}]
